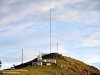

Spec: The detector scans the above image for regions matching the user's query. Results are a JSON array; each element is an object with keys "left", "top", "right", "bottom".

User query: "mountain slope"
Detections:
[{"left": 2, "top": 53, "right": 100, "bottom": 75}]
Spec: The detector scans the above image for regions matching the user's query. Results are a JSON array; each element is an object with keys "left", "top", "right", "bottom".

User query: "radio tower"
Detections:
[
  {"left": 57, "top": 42, "right": 58, "bottom": 53},
  {"left": 22, "top": 49, "right": 23, "bottom": 64},
  {"left": 50, "top": 7, "right": 51, "bottom": 53}
]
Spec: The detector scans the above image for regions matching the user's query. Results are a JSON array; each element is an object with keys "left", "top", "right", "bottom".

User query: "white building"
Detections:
[
  {"left": 42, "top": 59, "right": 56, "bottom": 64},
  {"left": 32, "top": 53, "right": 56, "bottom": 66}
]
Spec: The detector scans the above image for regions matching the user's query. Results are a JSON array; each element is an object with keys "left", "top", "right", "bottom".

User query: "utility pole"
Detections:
[{"left": 50, "top": 6, "right": 51, "bottom": 53}]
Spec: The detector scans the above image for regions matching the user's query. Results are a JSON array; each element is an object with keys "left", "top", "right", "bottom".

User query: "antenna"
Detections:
[
  {"left": 22, "top": 49, "right": 23, "bottom": 64},
  {"left": 57, "top": 42, "right": 58, "bottom": 53},
  {"left": 39, "top": 50, "right": 40, "bottom": 56},
  {"left": 50, "top": 6, "right": 51, "bottom": 53}
]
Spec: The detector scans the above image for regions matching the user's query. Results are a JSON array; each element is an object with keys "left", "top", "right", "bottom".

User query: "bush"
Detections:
[{"left": 0, "top": 60, "right": 2, "bottom": 68}]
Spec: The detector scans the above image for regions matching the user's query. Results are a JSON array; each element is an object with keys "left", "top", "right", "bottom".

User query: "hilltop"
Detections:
[{"left": 2, "top": 53, "right": 100, "bottom": 75}]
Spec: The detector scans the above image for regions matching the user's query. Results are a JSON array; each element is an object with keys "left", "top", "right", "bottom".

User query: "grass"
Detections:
[{"left": 1, "top": 55, "right": 100, "bottom": 75}]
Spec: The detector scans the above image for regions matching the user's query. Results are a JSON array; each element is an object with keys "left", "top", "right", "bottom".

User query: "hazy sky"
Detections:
[{"left": 0, "top": 0, "right": 100, "bottom": 70}]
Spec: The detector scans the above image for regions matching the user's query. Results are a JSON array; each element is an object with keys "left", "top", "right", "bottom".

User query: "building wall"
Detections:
[
  {"left": 32, "top": 59, "right": 56, "bottom": 66},
  {"left": 37, "top": 55, "right": 42, "bottom": 62},
  {"left": 32, "top": 62, "right": 42, "bottom": 66},
  {"left": 46, "top": 63, "right": 51, "bottom": 66},
  {"left": 42, "top": 59, "right": 56, "bottom": 64}
]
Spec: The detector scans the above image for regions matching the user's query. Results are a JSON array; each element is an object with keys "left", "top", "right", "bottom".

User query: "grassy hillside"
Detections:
[{"left": 1, "top": 53, "right": 100, "bottom": 75}]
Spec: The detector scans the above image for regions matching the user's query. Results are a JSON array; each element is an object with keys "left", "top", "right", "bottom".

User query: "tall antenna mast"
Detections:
[
  {"left": 50, "top": 6, "right": 51, "bottom": 53},
  {"left": 22, "top": 49, "right": 23, "bottom": 64},
  {"left": 57, "top": 42, "right": 58, "bottom": 53}
]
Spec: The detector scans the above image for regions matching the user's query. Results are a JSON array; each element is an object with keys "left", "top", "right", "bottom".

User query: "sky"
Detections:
[{"left": 0, "top": 0, "right": 100, "bottom": 70}]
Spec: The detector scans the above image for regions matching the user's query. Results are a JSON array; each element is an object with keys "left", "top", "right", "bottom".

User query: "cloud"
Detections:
[
  {"left": 81, "top": 40, "right": 100, "bottom": 47},
  {"left": 0, "top": 0, "right": 100, "bottom": 70},
  {"left": 83, "top": 51, "right": 100, "bottom": 63},
  {"left": 0, "top": 0, "right": 100, "bottom": 26},
  {"left": 64, "top": 49, "right": 100, "bottom": 66},
  {"left": 78, "top": 27, "right": 100, "bottom": 47}
]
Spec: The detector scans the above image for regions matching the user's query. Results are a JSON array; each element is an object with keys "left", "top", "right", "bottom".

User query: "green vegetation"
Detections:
[
  {"left": 0, "top": 60, "right": 2, "bottom": 69},
  {"left": 1, "top": 53, "right": 100, "bottom": 75}
]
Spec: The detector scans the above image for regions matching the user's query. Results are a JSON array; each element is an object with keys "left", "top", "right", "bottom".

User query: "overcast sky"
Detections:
[{"left": 0, "top": 0, "right": 100, "bottom": 70}]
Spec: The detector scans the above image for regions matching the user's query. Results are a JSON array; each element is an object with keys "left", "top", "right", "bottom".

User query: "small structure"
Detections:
[
  {"left": 37, "top": 55, "right": 42, "bottom": 62},
  {"left": 32, "top": 53, "right": 56, "bottom": 66},
  {"left": 32, "top": 62, "right": 42, "bottom": 66}
]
